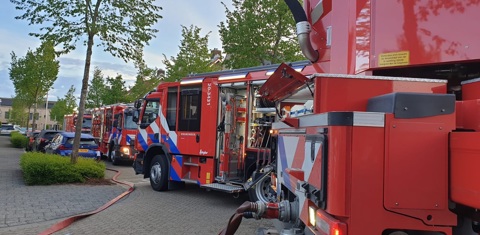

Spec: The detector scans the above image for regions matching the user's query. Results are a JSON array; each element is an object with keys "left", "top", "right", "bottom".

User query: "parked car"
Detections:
[
  {"left": 33, "top": 130, "right": 62, "bottom": 152},
  {"left": 45, "top": 132, "right": 100, "bottom": 159},
  {"left": 15, "top": 126, "right": 27, "bottom": 135},
  {"left": 0, "top": 125, "right": 16, "bottom": 136},
  {"left": 25, "top": 130, "right": 41, "bottom": 151}
]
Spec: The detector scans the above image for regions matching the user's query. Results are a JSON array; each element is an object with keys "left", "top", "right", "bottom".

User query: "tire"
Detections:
[
  {"left": 107, "top": 142, "right": 114, "bottom": 162},
  {"left": 111, "top": 150, "right": 118, "bottom": 165},
  {"left": 150, "top": 155, "right": 168, "bottom": 191},
  {"left": 248, "top": 175, "right": 277, "bottom": 203}
]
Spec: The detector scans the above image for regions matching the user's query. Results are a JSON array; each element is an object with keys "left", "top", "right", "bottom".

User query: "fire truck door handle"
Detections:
[
  {"left": 196, "top": 134, "right": 200, "bottom": 143},
  {"left": 154, "top": 133, "right": 159, "bottom": 140}
]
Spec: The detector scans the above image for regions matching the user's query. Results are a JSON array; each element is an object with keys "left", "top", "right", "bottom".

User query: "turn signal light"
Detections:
[{"left": 314, "top": 209, "right": 347, "bottom": 235}]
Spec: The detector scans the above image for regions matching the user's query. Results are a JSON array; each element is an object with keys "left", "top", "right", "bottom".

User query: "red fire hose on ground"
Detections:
[{"left": 38, "top": 168, "right": 135, "bottom": 235}]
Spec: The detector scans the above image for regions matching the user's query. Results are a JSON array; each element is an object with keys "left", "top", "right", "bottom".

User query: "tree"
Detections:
[
  {"left": 9, "top": 40, "right": 59, "bottom": 131},
  {"left": 162, "top": 25, "right": 220, "bottom": 82},
  {"left": 8, "top": 95, "right": 29, "bottom": 127},
  {"left": 219, "top": 0, "right": 304, "bottom": 69},
  {"left": 103, "top": 74, "right": 128, "bottom": 105},
  {"left": 50, "top": 86, "right": 77, "bottom": 127},
  {"left": 126, "top": 66, "right": 163, "bottom": 102},
  {"left": 11, "top": 0, "right": 162, "bottom": 163},
  {"left": 86, "top": 67, "right": 106, "bottom": 109}
]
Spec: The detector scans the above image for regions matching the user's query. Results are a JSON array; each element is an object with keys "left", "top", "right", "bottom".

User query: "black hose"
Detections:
[{"left": 283, "top": 0, "right": 307, "bottom": 23}]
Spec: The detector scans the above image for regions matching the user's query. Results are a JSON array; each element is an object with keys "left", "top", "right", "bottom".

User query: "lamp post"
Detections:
[{"left": 45, "top": 92, "right": 49, "bottom": 129}]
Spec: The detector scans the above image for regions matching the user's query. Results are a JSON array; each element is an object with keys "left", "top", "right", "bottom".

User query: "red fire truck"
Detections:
[
  {"left": 63, "top": 112, "right": 92, "bottom": 133},
  {"left": 219, "top": 0, "right": 480, "bottom": 235},
  {"left": 132, "top": 61, "right": 315, "bottom": 201},
  {"left": 91, "top": 104, "right": 137, "bottom": 165}
]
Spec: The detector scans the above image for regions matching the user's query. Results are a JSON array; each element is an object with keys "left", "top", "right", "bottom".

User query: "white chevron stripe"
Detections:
[
  {"left": 159, "top": 105, "right": 177, "bottom": 145},
  {"left": 302, "top": 140, "right": 320, "bottom": 181}
]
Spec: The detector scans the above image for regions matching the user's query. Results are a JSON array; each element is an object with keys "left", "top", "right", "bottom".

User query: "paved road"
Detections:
[
  {"left": 0, "top": 135, "right": 274, "bottom": 234},
  {"left": 0, "top": 136, "right": 125, "bottom": 235}
]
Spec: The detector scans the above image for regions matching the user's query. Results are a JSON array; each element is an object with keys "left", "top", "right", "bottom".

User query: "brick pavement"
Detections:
[
  {"left": 0, "top": 136, "right": 125, "bottom": 235},
  {"left": 0, "top": 135, "right": 276, "bottom": 235}
]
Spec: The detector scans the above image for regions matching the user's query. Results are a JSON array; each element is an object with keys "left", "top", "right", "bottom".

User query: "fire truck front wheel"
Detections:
[{"left": 150, "top": 155, "right": 168, "bottom": 191}]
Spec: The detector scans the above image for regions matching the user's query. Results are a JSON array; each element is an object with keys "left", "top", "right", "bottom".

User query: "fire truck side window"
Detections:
[
  {"left": 178, "top": 86, "right": 201, "bottom": 132},
  {"left": 106, "top": 110, "right": 113, "bottom": 132},
  {"left": 141, "top": 100, "right": 160, "bottom": 125},
  {"left": 114, "top": 114, "right": 120, "bottom": 128},
  {"left": 166, "top": 88, "right": 178, "bottom": 131}
]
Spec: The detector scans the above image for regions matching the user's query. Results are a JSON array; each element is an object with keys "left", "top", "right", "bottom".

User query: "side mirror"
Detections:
[
  {"left": 132, "top": 110, "right": 139, "bottom": 123},
  {"left": 134, "top": 99, "right": 143, "bottom": 109}
]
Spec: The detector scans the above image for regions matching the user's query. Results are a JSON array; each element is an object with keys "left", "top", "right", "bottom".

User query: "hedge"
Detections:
[
  {"left": 10, "top": 131, "right": 28, "bottom": 148},
  {"left": 20, "top": 152, "right": 106, "bottom": 185}
]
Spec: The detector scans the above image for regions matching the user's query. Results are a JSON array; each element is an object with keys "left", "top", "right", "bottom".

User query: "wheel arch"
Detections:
[{"left": 144, "top": 144, "right": 171, "bottom": 178}]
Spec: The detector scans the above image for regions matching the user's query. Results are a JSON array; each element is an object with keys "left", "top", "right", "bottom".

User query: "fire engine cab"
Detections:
[
  {"left": 91, "top": 104, "right": 137, "bottom": 165},
  {"left": 64, "top": 112, "right": 92, "bottom": 133}
]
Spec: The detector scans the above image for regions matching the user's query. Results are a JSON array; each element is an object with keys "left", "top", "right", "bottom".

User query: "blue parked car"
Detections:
[{"left": 44, "top": 132, "right": 100, "bottom": 159}]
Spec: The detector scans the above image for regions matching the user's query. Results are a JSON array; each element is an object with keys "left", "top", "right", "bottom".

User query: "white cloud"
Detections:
[{"left": 0, "top": 0, "right": 233, "bottom": 100}]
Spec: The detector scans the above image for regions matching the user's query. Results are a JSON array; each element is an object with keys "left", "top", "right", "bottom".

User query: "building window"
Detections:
[
  {"left": 29, "top": 113, "right": 39, "bottom": 120},
  {"left": 4, "top": 111, "right": 9, "bottom": 119}
]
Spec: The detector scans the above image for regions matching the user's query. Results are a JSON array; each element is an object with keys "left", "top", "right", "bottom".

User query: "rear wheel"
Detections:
[
  {"left": 107, "top": 142, "right": 114, "bottom": 162},
  {"left": 248, "top": 175, "right": 276, "bottom": 203},
  {"left": 150, "top": 155, "right": 168, "bottom": 191}
]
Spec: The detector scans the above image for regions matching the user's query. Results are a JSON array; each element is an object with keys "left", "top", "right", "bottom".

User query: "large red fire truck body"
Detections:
[{"left": 219, "top": 0, "right": 480, "bottom": 235}]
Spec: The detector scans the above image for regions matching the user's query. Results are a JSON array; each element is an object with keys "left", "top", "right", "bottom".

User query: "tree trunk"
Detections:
[
  {"left": 32, "top": 100, "right": 38, "bottom": 132},
  {"left": 71, "top": 33, "right": 94, "bottom": 164},
  {"left": 26, "top": 106, "right": 31, "bottom": 132}
]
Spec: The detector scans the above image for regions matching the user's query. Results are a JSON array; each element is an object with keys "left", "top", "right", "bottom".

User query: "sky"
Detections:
[{"left": 0, "top": 0, "right": 233, "bottom": 102}]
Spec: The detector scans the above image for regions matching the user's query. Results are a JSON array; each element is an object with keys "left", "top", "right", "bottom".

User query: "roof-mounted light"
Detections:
[
  {"left": 181, "top": 77, "right": 204, "bottom": 85},
  {"left": 265, "top": 66, "right": 304, "bottom": 76},
  {"left": 218, "top": 72, "right": 247, "bottom": 81}
]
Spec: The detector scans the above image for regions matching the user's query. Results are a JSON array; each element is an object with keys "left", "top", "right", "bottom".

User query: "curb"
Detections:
[{"left": 38, "top": 168, "right": 135, "bottom": 235}]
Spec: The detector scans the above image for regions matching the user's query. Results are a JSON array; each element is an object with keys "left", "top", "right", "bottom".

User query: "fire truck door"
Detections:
[
  {"left": 136, "top": 99, "right": 161, "bottom": 152},
  {"left": 176, "top": 86, "right": 202, "bottom": 156}
]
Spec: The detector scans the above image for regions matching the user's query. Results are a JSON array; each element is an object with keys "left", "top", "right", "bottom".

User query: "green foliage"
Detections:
[
  {"left": 10, "top": 131, "right": 28, "bottom": 148},
  {"left": 86, "top": 67, "right": 106, "bottom": 108},
  {"left": 163, "top": 25, "right": 220, "bottom": 82},
  {"left": 103, "top": 74, "right": 129, "bottom": 105},
  {"left": 126, "top": 66, "right": 163, "bottom": 102},
  {"left": 50, "top": 85, "right": 77, "bottom": 125},
  {"left": 11, "top": 0, "right": 162, "bottom": 63},
  {"left": 219, "top": 0, "right": 304, "bottom": 69},
  {"left": 8, "top": 95, "right": 29, "bottom": 126},
  {"left": 20, "top": 152, "right": 106, "bottom": 185},
  {"left": 9, "top": 40, "right": 59, "bottom": 130},
  {"left": 11, "top": 0, "right": 162, "bottom": 163}
]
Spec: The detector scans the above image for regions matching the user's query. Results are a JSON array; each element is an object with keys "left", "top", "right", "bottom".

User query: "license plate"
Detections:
[{"left": 79, "top": 149, "right": 88, "bottom": 152}]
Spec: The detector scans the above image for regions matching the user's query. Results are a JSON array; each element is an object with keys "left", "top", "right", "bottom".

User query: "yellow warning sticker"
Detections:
[{"left": 378, "top": 51, "right": 410, "bottom": 67}]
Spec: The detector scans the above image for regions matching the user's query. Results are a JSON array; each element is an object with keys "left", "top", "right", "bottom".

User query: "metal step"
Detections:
[{"left": 201, "top": 183, "right": 244, "bottom": 193}]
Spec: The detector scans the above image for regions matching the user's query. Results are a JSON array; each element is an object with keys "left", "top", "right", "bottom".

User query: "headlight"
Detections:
[{"left": 121, "top": 147, "right": 130, "bottom": 155}]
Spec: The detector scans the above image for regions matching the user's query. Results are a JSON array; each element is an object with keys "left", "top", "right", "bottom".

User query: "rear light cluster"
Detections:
[
  {"left": 309, "top": 206, "right": 347, "bottom": 235},
  {"left": 57, "top": 145, "right": 67, "bottom": 150}
]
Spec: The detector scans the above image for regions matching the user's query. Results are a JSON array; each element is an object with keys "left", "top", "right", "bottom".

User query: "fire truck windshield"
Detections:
[
  {"left": 124, "top": 114, "right": 137, "bottom": 129},
  {"left": 82, "top": 118, "right": 92, "bottom": 128}
]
